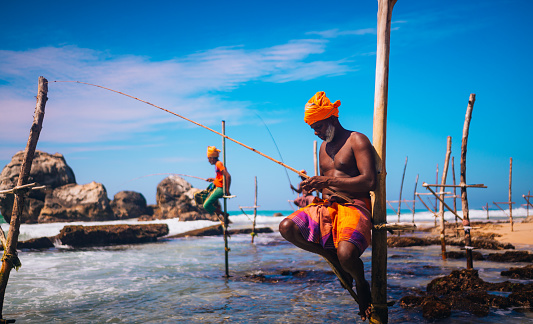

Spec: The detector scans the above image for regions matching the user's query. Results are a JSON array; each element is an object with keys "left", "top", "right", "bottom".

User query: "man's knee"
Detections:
[
  {"left": 279, "top": 218, "right": 298, "bottom": 240},
  {"left": 337, "top": 242, "right": 361, "bottom": 266}
]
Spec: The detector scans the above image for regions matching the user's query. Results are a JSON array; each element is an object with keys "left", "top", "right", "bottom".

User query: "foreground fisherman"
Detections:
[
  {"left": 279, "top": 91, "right": 376, "bottom": 321},
  {"left": 202, "top": 146, "right": 231, "bottom": 217}
]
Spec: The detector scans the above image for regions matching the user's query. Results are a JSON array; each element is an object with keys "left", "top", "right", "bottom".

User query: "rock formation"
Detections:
[
  {"left": 0, "top": 151, "right": 76, "bottom": 223},
  {"left": 111, "top": 190, "right": 152, "bottom": 220}
]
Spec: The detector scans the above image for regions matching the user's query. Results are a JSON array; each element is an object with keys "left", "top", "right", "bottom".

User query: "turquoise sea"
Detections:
[{"left": 0, "top": 208, "right": 531, "bottom": 323}]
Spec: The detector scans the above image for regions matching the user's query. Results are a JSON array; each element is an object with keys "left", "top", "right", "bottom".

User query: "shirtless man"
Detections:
[{"left": 279, "top": 91, "right": 376, "bottom": 321}]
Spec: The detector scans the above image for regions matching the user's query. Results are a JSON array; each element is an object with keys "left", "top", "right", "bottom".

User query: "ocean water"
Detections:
[{"left": 1, "top": 208, "right": 532, "bottom": 323}]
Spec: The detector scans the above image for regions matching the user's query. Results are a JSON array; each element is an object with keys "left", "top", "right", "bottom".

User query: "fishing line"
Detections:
[
  {"left": 254, "top": 113, "right": 293, "bottom": 189},
  {"left": 50, "top": 80, "right": 354, "bottom": 203}
]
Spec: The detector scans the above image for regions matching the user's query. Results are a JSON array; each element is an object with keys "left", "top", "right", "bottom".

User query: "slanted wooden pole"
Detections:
[
  {"left": 439, "top": 136, "right": 452, "bottom": 260},
  {"left": 0, "top": 76, "right": 48, "bottom": 319},
  {"left": 412, "top": 174, "right": 418, "bottom": 224},
  {"left": 397, "top": 157, "right": 408, "bottom": 223},
  {"left": 461, "top": 94, "right": 476, "bottom": 270},
  {"left": 222, "top": 120, "right": 229, "bottom": 277},
  {"left": 251, "top": 176, "right": 258, "bottom": 243},
  {"left": 485, "top": 203, "right": 489, "bottom": 220},
  {"left": 509, "top": 157, "right": 513, "bottom": 231},
  {"left": 452, "top": 157, "right": 459, "bottom": 236},
  {"left": 371, "top": 1, "right": 397, "bottom": 323}
]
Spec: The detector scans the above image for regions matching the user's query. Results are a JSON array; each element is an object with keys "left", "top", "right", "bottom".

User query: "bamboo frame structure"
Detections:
[
  {"left": 222, "top": 121, "right": 230, "bottom": 278},
  {"left": 524, "top": 191, "right": 532, "bottom": 217},
  {"left": 371, "top": 1, "right": 397, "bottom": 322},
  {"left": 461, "top": 94, "right": 476, "bottom": 270},
  {"left": 509, "top": 157, "right": 513, "bottom": 231},
  {"left": 0, "top": 77, "right": 48, "bottom": 321},
  {"left": 439, "top": 136, "right": 452, "bottom": 260}
]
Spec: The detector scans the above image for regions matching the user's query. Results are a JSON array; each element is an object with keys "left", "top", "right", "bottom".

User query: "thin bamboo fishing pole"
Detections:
[{"left": 51, "top": 80, "right": 354, "bottom": 203}]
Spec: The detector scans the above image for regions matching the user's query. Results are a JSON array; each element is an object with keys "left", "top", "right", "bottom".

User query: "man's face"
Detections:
[
  {"left": 310, "top": 119, "right": 335, "bottom": 142},
  {"left": 208, "top": 157, "right": 217, "bottom": 165}
]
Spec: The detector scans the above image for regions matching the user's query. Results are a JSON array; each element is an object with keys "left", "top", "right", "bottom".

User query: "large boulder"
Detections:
[
  {"left": 111, "top": 191, "right": 152, "bottom": 220},
  {"left": 39, "top": 181, "right": 114, "bottom": 222},
  {"left": 56, "top": 224, "right": 169, "bottom": 247},
  {"left": 149, "top": 175, "right": 218, "bottom": 222},
  {"left": 0, "top": 150, "right": 76, "bottom": 223}
]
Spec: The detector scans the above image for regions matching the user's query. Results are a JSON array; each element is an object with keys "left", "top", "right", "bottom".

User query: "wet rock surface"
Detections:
[
  {"left": 168, "top": 224, "right": 274, "bottom": 238},
  {"left": 56, "top": 224, "right": 169, "bottom": 247},
  {"left": 445, "top": 251, "right": 485, "bottom": 260},
  {"left": 400, "top": 269, "right": 533, "bottom": 320},
  {"left": 501, "top": 265, "right": 533, "bottom": 279},
  {"left": 487, "top": 251, "right": 533, "bottom": 262},
  {"left": 111, "top": 190, "right": 152, "bottom": 220},
  {"left": 387, "top": 235, "right": 515, "bottom": 250}
]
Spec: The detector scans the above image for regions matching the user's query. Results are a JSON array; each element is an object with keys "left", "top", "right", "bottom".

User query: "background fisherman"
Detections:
[
  {"left": 290, "top": 170, "right": 316, "bottom": 208},
  {"left": 196, "top": 146, "right": 231, "bottom": 218},
  {"left": 279, "top": 91, "right": 376, "bottom": 321}
]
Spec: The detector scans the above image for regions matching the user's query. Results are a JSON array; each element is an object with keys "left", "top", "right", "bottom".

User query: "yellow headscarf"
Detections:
[
  {"left": 207, "top": 146, "right": 221, "bottom": 157},
  {"left": 304, "top": 91, "right": 340, "bottom": 126}
]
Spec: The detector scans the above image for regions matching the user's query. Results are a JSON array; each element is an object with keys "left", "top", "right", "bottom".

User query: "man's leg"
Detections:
[
  {"left": 279, "top": 218, "right": 352, "bottom": 285},
  {"left": 337, "top": 241, "right": 372, "bottom": 321},
  {"left": 203, "top": 187, "right": 223, "bottom": 214}
]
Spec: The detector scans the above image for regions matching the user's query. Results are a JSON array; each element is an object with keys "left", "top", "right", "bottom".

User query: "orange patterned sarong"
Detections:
[{"left": 287, "top": 197, "right": 372, "bottom": 256}]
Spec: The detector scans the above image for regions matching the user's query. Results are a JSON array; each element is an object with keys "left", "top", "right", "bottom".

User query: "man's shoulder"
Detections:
[{"left": 348, "top": 131, "right": 371, "bottom": 144}]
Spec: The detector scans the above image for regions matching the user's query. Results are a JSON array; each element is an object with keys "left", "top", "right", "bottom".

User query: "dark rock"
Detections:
[
  {"left": 508, "top": 291, "right": 533, "bottom": 307},
  {"left": 427, "top": 269, "right": 487, "bottom": 295},
  {"left": 446, "top": 237, "right": 515, "bottom": 250},
  {"left": 445, "top": 251, "right": 485, "bottom": 260},
  {"left": 56, "top": 224, "right": 168, "bottom": 247},
  {"left": 39, "top": 182, "right": 114, "bottom": 223},
  {"left": 387, "top": 236, "right": 438, "bottom": 247},
  {"left": 17, "top": 237, "right": 55, "bottom": 250},
  {"left": 111, "top": 191, "right": 152, "bottom": 220},
  {"left": 487, "top": 251, "right": 533, "bottom": 262},
  {"left": 168, "top": 225, "right": 273, "bottom": 238},
  {"left": 0, "top": 151, "right": 76, "bottom": 223},
  {"left": 150, "top": 176, "right": 218, "bottom": 222},
  {"left": 273, "top": 212, "right": 283, "bottom": 216},
  {"left": 421, "top": 296, "right": 451, "bottom": 320},
  {"left": 501, "top": 265, "right": 533, "bottom": 279},
  {"left": 399, "top": 295, "right": 424, "bottom": 308}
]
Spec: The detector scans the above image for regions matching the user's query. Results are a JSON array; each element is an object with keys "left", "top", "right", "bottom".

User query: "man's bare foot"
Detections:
[{"left": 356, "top": 280, "right": 372, "bottom": 321}]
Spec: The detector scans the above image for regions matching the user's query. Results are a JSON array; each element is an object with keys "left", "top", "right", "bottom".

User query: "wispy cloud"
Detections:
[
  {"left": 307, "top": 28, "right": 376, "bottom": 38},
  {"left": 0, "top": 38, "right": 352, "bottom": 150}
]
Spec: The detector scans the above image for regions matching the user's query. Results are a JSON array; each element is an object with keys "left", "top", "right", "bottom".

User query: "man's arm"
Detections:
[
  {"left": 301, "top": 133, "right": 376, "bottom": 195},
  {"left": 223, "top": 168, "right": 231, "bottom": 195}
]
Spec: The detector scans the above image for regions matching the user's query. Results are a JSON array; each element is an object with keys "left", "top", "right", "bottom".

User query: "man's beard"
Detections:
[{"left": 325, "top": 124, "right": 335, "bottom": 143}]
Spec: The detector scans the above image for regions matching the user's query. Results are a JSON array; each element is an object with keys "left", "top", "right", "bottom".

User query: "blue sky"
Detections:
[{"left": 1, "top": 0, "right": 532, "bottom": 212}]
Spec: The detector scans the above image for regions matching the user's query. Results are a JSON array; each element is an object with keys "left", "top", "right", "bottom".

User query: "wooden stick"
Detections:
[
  {"left": 424, "top": 185, "right": 463, "bottom": 221},
  {"left": 371, "top": 1, "right": 397, "bottom": 322},
  {"left": 452, "top": 157, "right": 459, "bottom": 236},
  {"left": 397, "top": 157, "right": 408, "bottom": 223},
  {"left": 439, "top": 136, "right": 452, "bottom": 260},
  {"left": 423, "top": 183, "right": 487, "bottom": 188},
  {"left": 509, "top": 157, "right": 513, "bottom": 231},
  {"left": 0, "top": 77, "right": 48, "bottom": 318},
  {"left": 252, "top": 176, "right": 258, "bottom": 243},
  {"left": 222, "top": 121, "right": 229, "bottom": 278},
  {"left": 412, "top": 174, "right": 418, "bottom": 224},
  {"left": 461, "top": 94, "right": 475, "bottom": 270},
  {"left": 416, "top": 194, "right": 440, "bottom": 218}
]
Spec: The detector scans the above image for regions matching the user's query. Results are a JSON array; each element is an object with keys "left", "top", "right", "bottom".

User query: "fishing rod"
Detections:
[{"left": 50, "top": 80, "right": 354, "bottom": 203}]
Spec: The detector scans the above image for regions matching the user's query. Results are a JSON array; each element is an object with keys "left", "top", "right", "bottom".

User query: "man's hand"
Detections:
[
  {"left": 206, "top": 178, "right": 215, "bottom": 182},
  {"left": 300, "top": 176, "right": 329, "bottom": 192}
]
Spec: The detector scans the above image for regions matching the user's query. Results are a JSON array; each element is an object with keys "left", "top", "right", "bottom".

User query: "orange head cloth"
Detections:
[
  {"left": 207, "top": 146, "right": 221, "bottom": 157},
  {"left": 304, "top": 91, "right": 340, "bottom": 125}
]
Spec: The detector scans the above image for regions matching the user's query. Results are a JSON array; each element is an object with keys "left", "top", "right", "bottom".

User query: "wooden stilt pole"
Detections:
[
  {"left": 486, "top": 203, "right": 489, "bottom": 220},
  {"left": 222, "top": 120, "right": 229, "bottom": 277},
  {"left": 439, "top": 136, "right": 452, "bottom": 260},
  {"left": 434, "top": 164, "right": 439, "bottom": 227},
  {"left": 0, "top": 76, "right": 48, "bottom": 320},
  {"left": 371, "top": 1, "right": 397, "bottom": 323},
  {"left": 452, "top": 157, "right": 459, "bottom": 236},
  {"left": 252, "top": 176, "right": 257, "bottom": 243},
  {"left": 412, "top": 174, "right": 418, "bottom": 224},
  {"left": 397, "top": 157, "right": 408, "bottom": 223},
  {"left": 461, "top": 94, "right": 476, "bottom": 270},
  {"left": 509, "top": 157, "right": 513, "bottom": 231}
]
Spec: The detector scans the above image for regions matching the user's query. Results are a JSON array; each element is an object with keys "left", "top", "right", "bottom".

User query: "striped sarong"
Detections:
[{"left": 286, "top": 197, "right": 372, "bottom": 256}]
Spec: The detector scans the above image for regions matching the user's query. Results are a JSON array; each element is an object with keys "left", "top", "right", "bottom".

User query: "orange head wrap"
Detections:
[
  {"left": 304, "top": 91, "right": 340, "bottom": 126},
  {"left": 207, "top": 146, "right": 221, "bottom": 157}
]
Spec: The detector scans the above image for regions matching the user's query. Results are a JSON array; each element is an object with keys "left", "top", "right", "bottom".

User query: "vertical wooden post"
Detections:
[
  {"left": 252, "top": 176, "right": 258, "bottom": 243},
  {"left": 371, "top": 1, "right": 397, "bottom": 323},
  {"left": 486, "top": 203, "right": 489, "bottom": 220},
  {"left": 509, "top": 157, "right": 513, "bottom": 231},
  {"left": 397, "top": 157, "right": 407, "bottom": 223},
  {"left": 452, "top": 157, "right": 459, "bottom": 236},
  {"left": 412, "top": 174, "right": 418, "bottom": 224},
  {"left": 461, "top": 94, "right": 476, "bottom": 270},
  {"left": 0, "top": 76, "right": 48, "bottom": 318},
  {"left": 439, "top": 136, "right": 452, "bottom": 260},
  {"left": 434, "top": 164, "right": 439, "bottom": 227},
  {"left": 222, "top": 120, "right": 229, "bottom": 277},
  {"left": 527, "top": 191, "right": 531, "bottom": 218}
]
